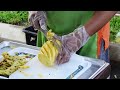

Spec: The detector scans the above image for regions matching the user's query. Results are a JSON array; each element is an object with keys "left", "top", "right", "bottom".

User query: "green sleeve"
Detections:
[{"left": 37, "top": 31, "right": 47, "bottom": 47}]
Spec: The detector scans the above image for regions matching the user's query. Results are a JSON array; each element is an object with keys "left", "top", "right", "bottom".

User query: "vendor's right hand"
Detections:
[{"left": 28, "top": 11, "right": 47, "bottom": 30}]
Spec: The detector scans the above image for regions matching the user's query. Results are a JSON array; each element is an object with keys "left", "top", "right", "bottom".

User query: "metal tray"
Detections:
[
  {"left": 0, "top": 41, "right": 109, "bottom": 79},
  {"left": 0, "top": 41, "right": 40, "bottom": 54}
]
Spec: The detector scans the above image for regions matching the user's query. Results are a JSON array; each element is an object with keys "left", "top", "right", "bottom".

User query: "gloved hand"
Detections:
[
  {"left": 28, "top": 11, "right": 47, "bottom": 30},
  {"left": 28, "top": 11, "right": 37, "bottom": 26},
  {"left": 56, "top": 26, "right": 90, "bottom": 64}
]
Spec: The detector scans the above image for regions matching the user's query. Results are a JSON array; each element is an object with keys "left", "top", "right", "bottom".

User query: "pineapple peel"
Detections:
[{"left": 19, "top": 65, "right": 30, "bottom": 69}]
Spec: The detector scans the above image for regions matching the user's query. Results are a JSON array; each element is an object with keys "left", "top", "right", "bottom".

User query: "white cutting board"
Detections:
[{"left": 0, "top": 47, "right": 92, "bottom": 79}]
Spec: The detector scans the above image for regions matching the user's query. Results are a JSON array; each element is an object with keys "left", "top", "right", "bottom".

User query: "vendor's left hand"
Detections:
[{"left": 56, "top": 26, "right": 90, "bottom": 64}]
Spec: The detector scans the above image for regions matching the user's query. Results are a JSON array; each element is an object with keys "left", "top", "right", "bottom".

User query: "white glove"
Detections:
[
  {"left": 28, "top": 11, "right": 47, "bottom": 30},
  {"left": 56, "top": 26, "right": 90, "bottom": 64}
]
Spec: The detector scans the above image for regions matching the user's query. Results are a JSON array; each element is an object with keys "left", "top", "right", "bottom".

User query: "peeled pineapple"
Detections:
[
  {"left": 38, "top": 41, "right": 59, "bottom": 67},
  {"left": 38, "top": 30, "right": 62, "bottom": 67}
]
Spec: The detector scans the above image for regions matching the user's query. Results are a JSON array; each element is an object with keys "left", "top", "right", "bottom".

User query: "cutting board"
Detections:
[{"left": 0, "top": 47, "right": 92, "bottom": 79}]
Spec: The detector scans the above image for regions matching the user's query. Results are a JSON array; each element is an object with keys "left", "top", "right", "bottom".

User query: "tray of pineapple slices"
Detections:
[{"left": 0, "top": 41, "right": 92, "bottom": 79}]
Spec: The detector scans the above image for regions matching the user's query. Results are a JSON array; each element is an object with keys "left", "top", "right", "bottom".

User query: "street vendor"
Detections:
[{"left": 28, "top": 11, "right": 117, "bottom": 64}]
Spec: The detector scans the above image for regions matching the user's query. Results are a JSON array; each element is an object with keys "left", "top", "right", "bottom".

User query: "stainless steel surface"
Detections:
[
  {"left": 78, "top": 57, "right": 109, "bottom": 79},
  {"left": 0, "top": 40, "right": 40, "bottom": 52},
  {"left": 0, "top": 40, "right": 109, "bottom": 79}
]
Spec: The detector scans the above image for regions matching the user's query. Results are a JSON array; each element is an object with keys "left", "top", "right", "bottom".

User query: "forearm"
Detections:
[{"left": 84, "top": 11, "right": 117, "bottom": 36}]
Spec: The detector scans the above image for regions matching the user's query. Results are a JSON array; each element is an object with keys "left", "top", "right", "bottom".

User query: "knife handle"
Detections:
[{"left": 66, "top": 65, "right": 83, "bottom": 79}]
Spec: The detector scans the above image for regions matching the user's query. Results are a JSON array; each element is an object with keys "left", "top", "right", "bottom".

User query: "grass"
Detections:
[{"left": 0, "top": 11, "right": 28, "bottom": 26}]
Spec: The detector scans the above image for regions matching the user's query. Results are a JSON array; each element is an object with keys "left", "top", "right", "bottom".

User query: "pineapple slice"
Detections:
[
  {"left": 43, "top": 41, "right": 52, "bottom": 64},
  {"left": 47, "top": 41, "right": 58, "bottom": 64},
  {"left": 38, "top": 53, "right": 50, "bottom": 66}
]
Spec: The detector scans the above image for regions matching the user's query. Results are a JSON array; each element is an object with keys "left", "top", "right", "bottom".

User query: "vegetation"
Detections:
[
  {"left": 110, "top": 16, "right": 120, "bottom": 42},
  {"left": 0, "top": 11, "right": 28, "bottom": 26}
]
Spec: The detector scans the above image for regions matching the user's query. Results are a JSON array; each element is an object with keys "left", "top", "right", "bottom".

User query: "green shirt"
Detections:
[{"left": 37, "top": 11, "right": 97, "bottom": 58}]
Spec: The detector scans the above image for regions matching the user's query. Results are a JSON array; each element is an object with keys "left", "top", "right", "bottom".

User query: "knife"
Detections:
[{"left": 66, "top": 65, "right": 83, "bottom": 79}]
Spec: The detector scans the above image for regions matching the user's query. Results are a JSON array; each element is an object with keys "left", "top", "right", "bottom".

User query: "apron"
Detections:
[{"left": 36, "top": 11, "right": 109, "bottom": 59}]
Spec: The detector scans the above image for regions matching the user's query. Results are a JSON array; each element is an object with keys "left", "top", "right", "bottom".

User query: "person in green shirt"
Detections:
[{"left": 28, "top": 11, "right": 117, "bottom": 64}]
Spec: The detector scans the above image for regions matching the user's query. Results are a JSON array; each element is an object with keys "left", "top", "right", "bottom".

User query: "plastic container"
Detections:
[{"left": 22, "top": 26, "right": 38, "bottom": 46}]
